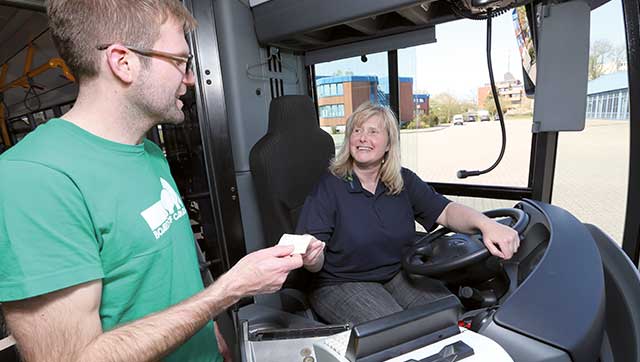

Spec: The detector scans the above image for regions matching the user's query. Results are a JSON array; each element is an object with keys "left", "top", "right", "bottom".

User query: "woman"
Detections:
[{"left": 297, "top": 102, "right": 519, "bottom": 324}]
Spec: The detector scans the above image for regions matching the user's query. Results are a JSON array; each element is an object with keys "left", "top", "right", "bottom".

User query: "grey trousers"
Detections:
[{"left": 309, "top": 272, "right": 452, "bottom": 325}]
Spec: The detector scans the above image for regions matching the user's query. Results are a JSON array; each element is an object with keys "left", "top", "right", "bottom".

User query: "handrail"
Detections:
[
  {"left": 0, "top": 57, "right": 76, "bottom": 93},
  {"left": 0, "top": 44, "right": 76, "bottom": 147}
]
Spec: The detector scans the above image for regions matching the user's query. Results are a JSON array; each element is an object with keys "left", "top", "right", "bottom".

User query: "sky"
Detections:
[{"left": 315, "top": 0, "right": 626, "bottom": 101}]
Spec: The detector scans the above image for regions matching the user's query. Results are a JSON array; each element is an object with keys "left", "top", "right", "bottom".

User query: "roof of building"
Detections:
[
  {"left": 316, "top": 75, "right": 377, "bottom": 85},
  {"left": 316, "top": 75, "right": 413, "bottom": 85},
  {"left": 588, "top": 71, "right": 629, "bottom": 95}
]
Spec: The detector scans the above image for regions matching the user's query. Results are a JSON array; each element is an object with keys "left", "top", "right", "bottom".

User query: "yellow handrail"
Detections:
[
  {"left": 0, "top": 44, "right": 76, "bottom": 148},
  {"left": 0, "top": 57, "right": 76, "bottom": 93}
]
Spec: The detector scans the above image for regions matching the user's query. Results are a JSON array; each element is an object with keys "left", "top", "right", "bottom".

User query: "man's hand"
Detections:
[
  {"left": 2, "top": 246, "right": 301, "bottom": 362},
  {"left": 220, "top": 245, "right": 303, "bottom": 297},
  {"left": 479, "top": 220, "right": 520, "bottom": 259},
  {"left": 302, "top": 238, "right": 325, "bottom": 272}
]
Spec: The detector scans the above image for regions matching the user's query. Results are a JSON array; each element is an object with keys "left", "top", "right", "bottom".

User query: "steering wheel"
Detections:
[{"left": 402, "top": 208, "right": 528, "bottom": 277}]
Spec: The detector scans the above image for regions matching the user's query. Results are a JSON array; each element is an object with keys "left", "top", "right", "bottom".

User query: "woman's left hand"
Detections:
[
  {"left": 480, "top": 221, "right": 520, "bottom": 259},
  {"left": 302, "top": 238, "right": 325, "bottom": 271}
]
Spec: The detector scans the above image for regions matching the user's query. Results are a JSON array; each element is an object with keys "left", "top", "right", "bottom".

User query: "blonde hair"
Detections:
[
  {"left": 330, "top": 102, "right": 404, "bottom": 195},
  {"left": 47, "top": 0, "right": 197, "bottom": 81}
]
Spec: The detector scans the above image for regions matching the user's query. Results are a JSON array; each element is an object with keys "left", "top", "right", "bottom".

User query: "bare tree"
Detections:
[
  {"left": 589, "top": 39, "right": 627, "bottom": 80},
  {"left": 589, "top": 40, "right": 612, "bottom": 80},
  {"left": 611, "top": 45, "right": 627, "bottom": 72},
  {"left": 430, "top": 93, "right": 473, "bottom": 123}
]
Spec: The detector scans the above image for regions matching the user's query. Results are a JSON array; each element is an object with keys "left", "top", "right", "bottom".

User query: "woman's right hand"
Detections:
[{"left": 302, "top": 238, "right": 325, "bottom": 272}]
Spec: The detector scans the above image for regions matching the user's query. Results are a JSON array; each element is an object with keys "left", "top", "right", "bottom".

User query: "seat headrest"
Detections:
[{"left": 268, "top": 95, "right": 319, "bottom": 133}]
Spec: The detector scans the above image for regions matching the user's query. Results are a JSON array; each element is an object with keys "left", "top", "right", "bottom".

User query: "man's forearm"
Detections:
[{"left": 77, "top": 275, "right": 239, "bottom": 362}]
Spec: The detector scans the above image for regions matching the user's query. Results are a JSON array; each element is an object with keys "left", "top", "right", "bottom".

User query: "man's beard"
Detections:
[{"left": 132, "top": 72, "right": 185, "bottom": 126}]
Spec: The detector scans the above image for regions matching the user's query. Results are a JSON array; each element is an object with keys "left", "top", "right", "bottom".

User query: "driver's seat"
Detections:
[{"left": 249, "top": 95, "right": 335, "bottom": 312}]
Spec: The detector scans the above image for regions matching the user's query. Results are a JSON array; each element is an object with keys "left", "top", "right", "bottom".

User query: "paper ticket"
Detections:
[{"left": 277, "top": 233, "right": 312, "bottom": 254}]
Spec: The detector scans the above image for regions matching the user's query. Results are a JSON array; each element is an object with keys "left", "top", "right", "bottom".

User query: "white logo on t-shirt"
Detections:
[{"left": 140, "top": 178, "right": 187, "bottom": 239}]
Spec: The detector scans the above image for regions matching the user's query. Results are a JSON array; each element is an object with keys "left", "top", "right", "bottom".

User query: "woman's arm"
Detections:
[
  {"left": 436, "top": 202, "right": 520, "bottom": 259},
  {"left": 302, "top": 239, "right": 326, "bottom": 272}
]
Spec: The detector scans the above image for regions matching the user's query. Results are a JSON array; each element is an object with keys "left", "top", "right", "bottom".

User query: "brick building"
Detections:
[
  {"left": 477, "top": 72, "right": 524, "bottom": 112},
  {"left": 316, "top": 75, "right": 426, "bottom": 127}
]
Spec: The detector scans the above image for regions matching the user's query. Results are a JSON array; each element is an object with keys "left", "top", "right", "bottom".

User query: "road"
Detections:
[{"left": 397, "top": 119, "right": 629, "bottom": 243}]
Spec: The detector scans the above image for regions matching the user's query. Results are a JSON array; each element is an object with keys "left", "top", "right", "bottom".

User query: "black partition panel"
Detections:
[
  {"left": 622, "top": 0, "right": 640, "bottom": 265},
  {"left": 187, "top": 0, "right": 247, "bottom": 271}
]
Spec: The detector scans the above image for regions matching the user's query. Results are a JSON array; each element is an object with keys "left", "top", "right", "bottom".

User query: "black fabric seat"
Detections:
[{"left": 250, "top": 95, "right": 335, "bottom": 294}]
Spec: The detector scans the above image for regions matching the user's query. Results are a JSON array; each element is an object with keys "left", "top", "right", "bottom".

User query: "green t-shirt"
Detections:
[{"left": 0, "top": 119, "right": 221, "bottom": 362}]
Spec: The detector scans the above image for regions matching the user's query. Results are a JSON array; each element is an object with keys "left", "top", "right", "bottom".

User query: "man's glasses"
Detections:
[{"left": 96, "top": 44, "right": 193, "bottom": 75}]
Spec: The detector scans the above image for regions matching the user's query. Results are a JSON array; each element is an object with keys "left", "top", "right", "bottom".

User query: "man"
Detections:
[{"left": 0, "top": 1, "right": 303, "bottom": 361}]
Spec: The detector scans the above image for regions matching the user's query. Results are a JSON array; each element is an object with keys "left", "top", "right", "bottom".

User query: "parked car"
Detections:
[
  {"left": 479, "top": 110, "right": 490, "bottom": 121},
  {"left": 452, "top": 114, "right": 464, "bottom": 125},
  {"left": 467, "top": 114, "right": 476, "bottom": 122}
]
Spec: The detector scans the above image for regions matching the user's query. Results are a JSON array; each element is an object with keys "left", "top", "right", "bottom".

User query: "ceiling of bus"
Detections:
[
  {"left": 251, "top": 0, "right": 609, "bottom": 54},
  {"left": 0, "top": 4, "right": 77, "bottom": 119},
  {"left": 252, "top": 0, "right": 456, "bottom": 53}
]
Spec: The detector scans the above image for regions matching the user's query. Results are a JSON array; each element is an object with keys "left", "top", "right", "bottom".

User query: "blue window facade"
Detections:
[
  {"left": 319, "top": 104, "right": 345, "bottom": 118},
  {"left": 586, "top": 72, "right": 630, "bottom": 120},
  {"left": 586, "top": 89, "right": 629, "bottom": 120},
  {"left": 316, "top": 83, "right": 344, "bottom": 97}
]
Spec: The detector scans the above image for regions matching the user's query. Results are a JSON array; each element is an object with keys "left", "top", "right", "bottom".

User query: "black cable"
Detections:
[
  {"left": 6, "top": 80, "right": 73, "bottom": 110},
  {"left": 458, "top": 8, "right": 508, "bottom": 179},
  {"left": 448, "top": 1, "right": 532, "bottom": 21},
  {"left": 449, "top": 1, "right": 505, "bottom": 20},
  {"left": 23, "top": 77, "right": 42, "bottom": 113}
]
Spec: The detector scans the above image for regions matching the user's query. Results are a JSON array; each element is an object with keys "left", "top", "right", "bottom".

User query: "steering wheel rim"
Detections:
[{"left": 402, "top": 207, "right": 528, "bottom": 277}]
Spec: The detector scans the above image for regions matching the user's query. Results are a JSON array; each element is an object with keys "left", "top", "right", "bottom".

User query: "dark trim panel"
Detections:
[
  {"left": 253, "top": 0, "right": 431, "bottom": 46},
  {"left": 430, "top": 182, "right": 532, "bottom": 201},
  {"left": 306, "top": 65, "right": 318, "bottom": 115},
  {"left": 530, "top": 132, "right": 558, "bottom": 203},
  {"left": 388, "top": 50, "right": 399, "bottom": 119},
  {"left": 622, "top": 0, "right": 640, "bottom": 264},
  {"left": 188, "top": 0, "right": 247, "bottom": 271}
]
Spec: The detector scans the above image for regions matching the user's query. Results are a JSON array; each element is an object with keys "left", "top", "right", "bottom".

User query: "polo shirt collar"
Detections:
[{"left": 344, "top": 172, "right": 387, "bottom": 196}]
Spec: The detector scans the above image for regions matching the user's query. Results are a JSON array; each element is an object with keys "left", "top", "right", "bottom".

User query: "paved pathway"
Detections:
[{"left": 397, "top": 119, "right": 629, "bottom": 243}]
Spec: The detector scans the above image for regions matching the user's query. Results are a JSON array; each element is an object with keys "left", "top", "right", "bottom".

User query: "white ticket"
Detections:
[{"left": 277, "top": 233, "right": 312, "bottom": 254}]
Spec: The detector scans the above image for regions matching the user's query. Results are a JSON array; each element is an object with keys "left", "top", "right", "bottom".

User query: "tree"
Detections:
[
  {"left": 403, "top": 114, "right": 439, "bottom": 129},
  {"left": 483, "top": 92, "right": 509, "bottom": 115},
  {"left": 589, "top": 40, "right": 612, "bottom": 80},
  {"left": 588, "top": 39, "right": 626, "bottom": 80},
  {"left": 430, "top": 92, "right": 469, "bottom": 123},
  {"left": 611, "top": 45, "right": 627, "bottom": 72}
]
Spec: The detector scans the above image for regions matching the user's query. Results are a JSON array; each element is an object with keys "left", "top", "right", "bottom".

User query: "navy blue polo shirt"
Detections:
[{"left": 296, "top": 168, "right": 450, "bottom": 287}]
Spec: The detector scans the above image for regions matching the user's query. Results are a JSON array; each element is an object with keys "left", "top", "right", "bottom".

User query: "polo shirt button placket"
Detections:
[{"left": 373, "top": 199, "right": 385, "bottom": 225}]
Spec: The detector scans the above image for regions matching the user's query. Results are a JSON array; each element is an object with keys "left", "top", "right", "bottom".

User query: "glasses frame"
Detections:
[{"left": 96, "top": 44, "right": 193, "bottom": 74}]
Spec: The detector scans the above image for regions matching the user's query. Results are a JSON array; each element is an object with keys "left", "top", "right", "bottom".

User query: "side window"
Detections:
[
  {"left": 314, "top": 52, "right": 389, "bottom": 151},
  {"left": 553, "top": 0, "right": 628, "bottom": 243}
]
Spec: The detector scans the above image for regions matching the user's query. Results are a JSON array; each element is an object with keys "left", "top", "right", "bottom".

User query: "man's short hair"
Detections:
[{"left": 46, "top": 0, "right": 197, "bottom": 81}]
